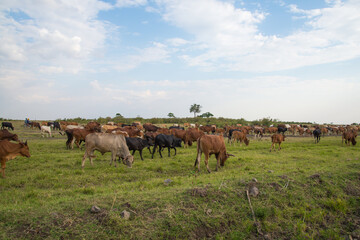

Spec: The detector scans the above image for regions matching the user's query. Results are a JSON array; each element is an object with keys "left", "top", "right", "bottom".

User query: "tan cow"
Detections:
[
  {"left": 270, "top": 134, "right": 286, "bottom": 152},
  {"left": 0, "top": 140, "right": 30, "bottom": 177}
]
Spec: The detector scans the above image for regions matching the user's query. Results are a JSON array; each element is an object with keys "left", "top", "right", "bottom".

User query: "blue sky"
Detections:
[{"left": 1, "top": 0, "right": 360, "bottom": 124}]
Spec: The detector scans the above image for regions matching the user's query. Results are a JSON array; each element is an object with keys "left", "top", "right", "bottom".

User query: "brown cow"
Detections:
[
  {"left": 194, "top": 135, "right": 234, "bottom": 173},
  {"left": 0, "top": 129, "right": 19, "bottom": 142},
  {"left": 170, "top": 128, "right": 187, "bottom": 146},
  {"left": 69, "top": 128, "right": 100, "bottom": 149},
  {"left": 184, "top": 128, "right": 204, "bottom": 147},
  {"left": 266, "top": 127, "right": 278, "bottom": 134},
  {"left": 342, "top": 130, "right": 357, "bottom": 146},
  {"left": 199, "top": 125, "right": 212, "bottom": 134},
  {"left": 231, "top": 131, "right": 249, "bottom": 146},
  {"left": 270, "top": 133, "right": 286, "bottom": 152},
  {"left": 30, "top": 122, "right": 41, "bottom": 130},
  {"left": 0, "top": 140, "right": 30, "bottom": 177}
]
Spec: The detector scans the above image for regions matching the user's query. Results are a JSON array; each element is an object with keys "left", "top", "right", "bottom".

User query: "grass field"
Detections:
[{"left": 1, "top": 121, "right": 359, "bottom": 239}]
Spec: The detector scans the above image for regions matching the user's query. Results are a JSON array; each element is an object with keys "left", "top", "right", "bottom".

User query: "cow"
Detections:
[
  {"left": 266, "top": 127, "right": 278, "bottom": 134},
  {"left": 313, "top": 128, "right": 321, "bottom": 143},
  {"left": 143, "top": 123, "right": 159, "bottom": 132},
  {"left": 1, "top": 122, "right": 14, "bottom": 131},
  {"left": 41, "top": 126, "right": 52, "bottom": 138},
  {"left": 253, "top": 127, "right": 264, "bottom": 139},
  {"left": 321, "top": 127, "right": 329, "bottom": 136},
  {"left": 270, "top": 133, "right": 286, "bottom": 152},
  {"left": 82, "top": 133, "right": 134, "bottom": 168},
  {"left": 277, "top": 127, "right": 287, "bottom": 135},
  {"left": 169, "top": 126, "right": 185, "bottom": 131},
  {"left": 70, "top": 128, "right": 101, "bottom": 149},
  {"left": 0, "top": 140, "right": 30, "bottom": 178},
  {"left": 51, "top": 121, "right": 61, "bottom": 131},
  {"left": 170, "top": 128, "right": 187, "bottom": 146},
  {"left": 102, "top": 125, "right": 118, "bottom": 132},
  {"left": 184, "top": 128, "right": 204, "bottom": 147},
  {"left": 342, "top": 130, "right": 357, "bottom": 146},
  {"left": 231, "top": 131, "right": 250, "bottom": 146},
  {"left": 0, "top": 130, "right": 19, "bottom": 142},
  {"left": 151, "top": 134, "right": 182, "bottom": 158},
  {"left": 126, "top": 137, "right": 152, "bottom": 161},
  {"left": 30, "top": 122, "right": 41, "bottom": 130},
  {"left": 199, "top": 125, "right": 212, "bottom": 134},
  {"left": 194, "top": 135, "right": 234, "bottom": 173}
]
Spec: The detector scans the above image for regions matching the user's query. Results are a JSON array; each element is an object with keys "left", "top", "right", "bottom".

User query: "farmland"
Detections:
[{"left": 1, "top": 121, "right": 360, "bottom": 239}]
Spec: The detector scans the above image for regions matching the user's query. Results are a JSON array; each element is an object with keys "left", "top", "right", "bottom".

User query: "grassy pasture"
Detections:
[{"left": 1, "top": 121, "right": 360, "bottom": 239}]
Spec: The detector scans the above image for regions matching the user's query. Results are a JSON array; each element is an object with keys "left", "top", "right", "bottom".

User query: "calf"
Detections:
[
  {"left": 1, "top": 122, "right": 14, "bottom": 131},
  {"left": 0, "top": 140, "right": 30, "bottom": 177},
  {"left": 41, "top": 125, "right": 52, "bottom": 138},
  {"left": 126, "top": 137, "right": 151, "bottom": 161},
  {"left": 342, "top": 130, "right": 357, "bottom": 146},
  {"left": 151, "top": 134, "right": 182, "bottom": 158},
  {"left": 0, "top": 129, "right": 19, "bottom": 142},
  {"left": 195, "top": 135, "right": 234, "bottom": 173},
  {"left": 270, "top": 133, "right": 286, "bottom": 152},
  {"left": 231, "top": 131, "right": 250, "bottom": 146},
  {"left": 313, "top": 128, "right": 321, "bottom": 143}
]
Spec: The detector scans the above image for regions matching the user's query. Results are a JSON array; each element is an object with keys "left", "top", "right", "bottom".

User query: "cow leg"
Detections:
[
  {"left": 110, "top": 151, "right": 117, "bottom": 167},
  {"left": 151, "top": 144, "right": 157, "bottom": 159},
  {"left": 132, "top": 150, "right": 136, "bottom": 155},
  {"left": 278, "top": 143, "right": 281, "bottom": 151},
  {"left": 71, "top": 137, "right": 76, "bottom": 149},
  {"left": 173, "top": 147, "right": 176, "bottom": 156},
  {"left": 215, "top": 153, "right": 220, "bottom": 171},
  {"left": 1, "top": 159, "right": 6, "bottom": 178},
  {"left": 270, "top": 143, "right": 274, "bottom": 152},
  {"left": 82, "top": 151, "right": 89, "bottom": 168},
  {"left": 195, "top": 150, "right": 202, "bottom": 172},
  {"left": 139, "top": 149, "right": 144, "bottom": 161},
  {"left": 204, "top": 153, "right": 211, "bottom": 173},
  {"left": 159, "top": 146, "right": 163, "bottom": 158}
]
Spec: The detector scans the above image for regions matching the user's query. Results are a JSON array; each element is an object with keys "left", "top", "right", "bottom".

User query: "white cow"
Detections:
[{"left": 41, "top": 126, "right": 52, "bottom": 138}]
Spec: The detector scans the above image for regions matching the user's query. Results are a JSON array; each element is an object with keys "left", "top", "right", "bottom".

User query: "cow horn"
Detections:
[
  {"left": 227, "top": 153, "right": 235, "bottom": 157},
  {"left": 24, "top": 140, "right": 28, "bottom": 145}
]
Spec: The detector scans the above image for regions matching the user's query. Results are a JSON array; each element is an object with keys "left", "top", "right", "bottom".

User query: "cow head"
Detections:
[
  {"left": 244, "top": 137, "right": 250, "bottom": 146},
  {"left": 122, "top": 155, "right": 134, "bottom": 168},
  {"left": 220, "top": 152, "right": 235, "bottom": 166},
  {"left": 173, "top": 137, "right": 182, "bottom": 147},
  {"left": 20, "top": 141, "right": 31, "bottom": 158}
]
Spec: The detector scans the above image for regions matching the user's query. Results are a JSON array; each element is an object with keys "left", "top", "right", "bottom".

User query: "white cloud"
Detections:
[
  {"left": 155, "top": 0, "right": 360, "bottom": 72},
  {"left": 116, "top": 0, "right": 148, "bottom": 8}
]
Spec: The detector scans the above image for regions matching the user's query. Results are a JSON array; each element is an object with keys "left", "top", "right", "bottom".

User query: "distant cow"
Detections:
[
  {"left": 0, "top": 140, "right": 30, "bottom": 178},
  {"left": 151, "top": 134, "right": 182, "bottom": 158},
  {"left": 270, "top": 133, "right": 286, "bottom": 152},
  {"left": 126, "top": 137, "right": 152, "bottom": 161},
  {"left": 231, "top": 131, "right": 249, "bottom": 146},
  {"left": 30, "top": 122, "right": 41, "bottom": 130},
  {"left": 1, "top": 122, "right": 14, "bottom": 131},
  {"left": 313, "top": 128, "right": 321, "bottom": 143},
  {"left": 342, "top": 130, "right": 357, "bottom": 146},
  {"left": 143, "top": 123, "right": 159, "bottom": 132},
  {"left": 184, "top": 128, "right": 204, "bottom": 147},
  {"left": 0, "top": 129, "right": 19, "bottom": 142},
  {"left": 41, "top": 126, "right": 52, "bottom": 138},
  {"left": 82, "top": 133, "right": 134, "bottom": 168},
  {"left": 194, "top": 135, "right": 234, "bottom": 173},
  {"left": 277, "top": 127, "right": 287, "bottom": 135}
]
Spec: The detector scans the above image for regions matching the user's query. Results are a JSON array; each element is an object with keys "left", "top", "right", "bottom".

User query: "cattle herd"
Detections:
[{"left": 0, "top": 120, "right": 358, "bottom": 178}]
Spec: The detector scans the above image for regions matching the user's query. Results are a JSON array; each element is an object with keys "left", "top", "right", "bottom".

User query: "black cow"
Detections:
[
  {"left": 126, "top": 137, "right": 151, "bottom": 161},
  {"left": 1, "top": 122, "right": 14, "bottom": 131},
  {"left": 277, "top": 127, "right": 287, "bottom": 134},
  {"left": 151, "top": 134, "right": 182, "bottom": 158},
  {"left": 53, "top": 121, "right": 61, "bottom": 130},
  {"left": 227, "top": 129, "right": 242, "bottom": 143},
  {"left": 313, "top": 128, "right": 321, "bottom": 143},
  {"left": 169, "top": 126, "right": 185, "bottom": 130}
]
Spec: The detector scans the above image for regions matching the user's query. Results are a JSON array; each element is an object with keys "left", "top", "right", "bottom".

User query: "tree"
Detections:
[
  {"left": 189, "top": 104, "right": 202, "bottom": 117},
  {"left": 167, "top": 113, "right": 175, "bottom": 118},
  {"left": 199, "top": 112, "right": 214, "bottom": 118},
  {"left": 116, "top": 113, "right": 123, "bottom": 118}
]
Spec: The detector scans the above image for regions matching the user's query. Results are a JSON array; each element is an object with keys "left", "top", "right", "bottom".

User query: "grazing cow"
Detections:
[
  {"left": 231, "top": 131, "right": 250, "bottom": 146},
  {"left": 0, "top": 140, "right": 30, "bottom": 177},
  {"left": 313, "top": 128, "right": 321, "bottom": 143},
  {"left": 30, "top": 122, "right": 41, "bottom": 130},
  {"left": 126, "top": 137, "right": 152, "bottom": 161},
  {"left": 151, "top": 134, "right": 182, "bottom": 158},
  {"left": 199, "top": 125, "right": 213, "bottom": 134},
  {"left": 270, "top": 133, "right": 286, "bottom": 152},
  {"left": 194, "top": 135, "right": 234, "bottom": 173},
  {"left": 321, "top": 127, "right": 329, "bottom": 136},
  {"left": 266, "top": 127, "right": 278, "bottom": 134},
  {"left": 1, "top": 122, "right": 14, "bottom": 131},
  {"left": 0, "top": 130, "right": 19, "bottom": 142},
  {"left": 143, "top": 123, "right": 159, "bottom": 132},
  {"left": 41, "top": 126, "right": 52, "bottom": 138},
  {"left": 342, "top": 130, "right": 357, "bottom": 146},
  {"left": 277, "top": 127, "right": 287, "bottom": 135},
  {"left": 184, "top": 128, "right": 204, "bottom": 147},
  {"left": 82, "top": 133, "right": 134, "bottom": 168},
  {"left": 253, "top": 127, "right": 264, "bottom": 139}
]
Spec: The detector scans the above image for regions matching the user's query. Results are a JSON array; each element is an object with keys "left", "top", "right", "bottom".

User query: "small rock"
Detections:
[
  {"left": 249, "top": 186, "right": 259, "bottom": 197},
  {"left": 90, "top": 205, "right": 101, "bottom": 213},
  {"left": 268, "top": 170, "right": 274, "bottom": 173},
  {"left": 121, "top": 210, "right": 131, "bottom": 220},
  {"left": 252, "top": 178, "right": 258, "bottom": 183},
  {"left": 206, "top": 209, "right": 212, "bottom": 215},
  {"left": 164, "top": 179, "right": 172, "bottom": 185}
]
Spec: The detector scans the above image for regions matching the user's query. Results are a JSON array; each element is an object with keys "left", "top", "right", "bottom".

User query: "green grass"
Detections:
[{"left": 1, "top": 121, "right": 360, "bottom": 239}]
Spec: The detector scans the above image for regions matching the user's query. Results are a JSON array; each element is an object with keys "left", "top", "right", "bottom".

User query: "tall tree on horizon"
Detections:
[{"left": 189, "top": 104, "right": 202, "bottom": 117}]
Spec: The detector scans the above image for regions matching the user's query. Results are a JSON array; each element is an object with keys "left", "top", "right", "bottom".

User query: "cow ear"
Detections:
[{"left": 24, "top": 140, "right": 28, "bottom": 145}]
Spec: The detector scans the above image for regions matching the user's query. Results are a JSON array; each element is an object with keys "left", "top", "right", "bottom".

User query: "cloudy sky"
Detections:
[{"left": 1, "top": 0, "right": 360, "bottom": 124}]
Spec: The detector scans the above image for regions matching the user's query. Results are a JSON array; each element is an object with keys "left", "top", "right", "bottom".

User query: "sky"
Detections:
[{"left": 1, "top": 0, "right": 360, "bottom": 124}]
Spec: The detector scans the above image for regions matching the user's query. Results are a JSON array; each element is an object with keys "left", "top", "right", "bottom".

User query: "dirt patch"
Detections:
[
  {"left": 344, "top": 183, "right": 360, "bottom": 196},
  {"left": 189, "top": 187, "right": 208, "bottom": 197}
]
